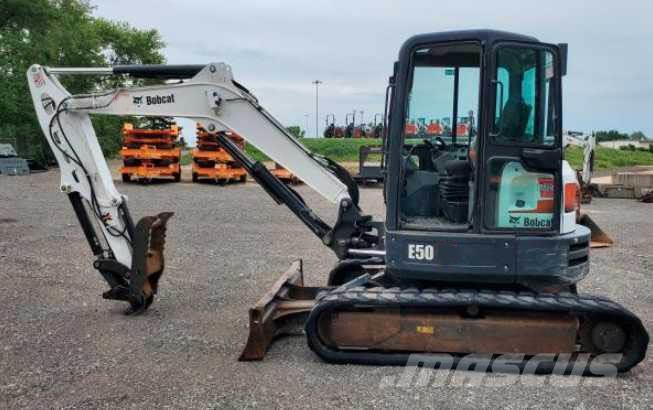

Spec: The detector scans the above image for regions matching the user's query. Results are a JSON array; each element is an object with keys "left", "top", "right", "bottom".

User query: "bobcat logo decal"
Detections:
[{"left": 509, "top": 215, "right": 521, "bottom": 224}]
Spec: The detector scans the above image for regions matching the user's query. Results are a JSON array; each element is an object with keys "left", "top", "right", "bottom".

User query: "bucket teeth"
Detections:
[{"left": 126, "top": 211, "right": 174, "bottom": 315}]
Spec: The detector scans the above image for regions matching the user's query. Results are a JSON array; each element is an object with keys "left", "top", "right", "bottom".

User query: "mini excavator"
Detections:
[{"left": 28, "top": 30, "right": 647, "bottom": 375}]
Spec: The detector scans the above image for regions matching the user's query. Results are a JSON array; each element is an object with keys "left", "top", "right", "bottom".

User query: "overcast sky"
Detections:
[{"left": 93, "top": 0, "right": 653, "bottom": 140}]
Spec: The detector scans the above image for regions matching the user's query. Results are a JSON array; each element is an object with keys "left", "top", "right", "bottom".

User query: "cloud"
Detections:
[{"left": 92, "top": 0, "right": 653, "bottom": 137}]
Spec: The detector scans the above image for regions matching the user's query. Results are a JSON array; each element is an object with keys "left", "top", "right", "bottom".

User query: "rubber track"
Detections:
[{"left": 305, "top": 287, "right": 649, "bottom": 375}]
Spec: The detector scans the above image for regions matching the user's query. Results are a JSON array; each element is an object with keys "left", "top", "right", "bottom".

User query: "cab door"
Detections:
[{"left": 480, "top": 43, "right": 563, "bottom": 234}]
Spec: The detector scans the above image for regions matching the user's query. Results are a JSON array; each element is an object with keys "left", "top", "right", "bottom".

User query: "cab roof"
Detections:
[{"left": 400, "top": 29, "right": 539, "bottom": 56}]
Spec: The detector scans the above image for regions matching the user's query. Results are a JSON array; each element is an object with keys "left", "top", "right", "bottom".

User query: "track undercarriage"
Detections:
[{"left": 240, "top": 261, "right": 648, "bottom": 375}]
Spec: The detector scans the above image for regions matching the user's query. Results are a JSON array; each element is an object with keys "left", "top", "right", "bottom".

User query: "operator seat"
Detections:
[
  {"left": 498, "top": 97, "right": 531, "bottom": 141},
  {"left": 443, "top": 159, "right": 471, "bottom": 178}
]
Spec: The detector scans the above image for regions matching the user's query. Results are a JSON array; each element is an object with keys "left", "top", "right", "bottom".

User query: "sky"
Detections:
[{"left": 92, "top": 0, "right": 653, "bottom": 141}]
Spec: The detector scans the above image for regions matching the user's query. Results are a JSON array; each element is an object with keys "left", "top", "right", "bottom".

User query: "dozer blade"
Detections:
[
  {"left": 239, "top": 260, "right": 323, "bottom": 361},
  {"left": 578, "top": 211, "right": 614, "bottom": 248},
  {"left": 125, "top": 211, "right": 174, "bottom": 314}
]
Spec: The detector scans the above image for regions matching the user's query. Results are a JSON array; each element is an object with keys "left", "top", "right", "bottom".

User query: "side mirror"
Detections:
[{"left": 558, "top": 43, "right": 568, "bottom": 76}]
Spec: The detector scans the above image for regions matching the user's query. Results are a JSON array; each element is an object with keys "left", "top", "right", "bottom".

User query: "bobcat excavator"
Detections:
[{"left": 28, "top": 30, "right": 647, "bottom": 375}]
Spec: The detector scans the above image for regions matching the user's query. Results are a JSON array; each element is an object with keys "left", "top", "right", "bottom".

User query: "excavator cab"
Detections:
[
  {"left": 384, "top": 31, "right": 585, "bottom": 289},
  {"left": 296, "top": 32, "right": 645, "bottom": 372}
]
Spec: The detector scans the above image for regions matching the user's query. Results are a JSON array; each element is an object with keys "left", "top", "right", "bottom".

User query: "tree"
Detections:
[
  {"left": 0, "top": 0, "right": 165, "bottom": 163},
  {"left": 286, "top": 126, "right": 305, "bottom": 138},
  {"left": 629, "top": 131, "right": 648, "bottom": 141},
  {"left": 594, "top": 130, "right": 629, "bottom": 142}
]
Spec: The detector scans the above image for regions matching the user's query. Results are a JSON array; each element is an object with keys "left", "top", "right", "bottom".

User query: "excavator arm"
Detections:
[
  {"left": 27, "top": 63, "right": 380, "bottom": 314},
  {"left": 563, "top": 132, "right": 595, "bottom": 186},
  {"left": 562, "top": 132, "right": 612, "bottom": 246}
]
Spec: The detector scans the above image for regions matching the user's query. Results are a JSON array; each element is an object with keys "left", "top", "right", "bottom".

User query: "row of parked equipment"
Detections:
[
  {"left": 119, "top": 118, "right": 181, "bottom": 182},
  {"left": 120, "top": 119, "right": 299, "bottom": 185},
  {"left": 192, "top": 124, "right": 247, "bottom": 184}
]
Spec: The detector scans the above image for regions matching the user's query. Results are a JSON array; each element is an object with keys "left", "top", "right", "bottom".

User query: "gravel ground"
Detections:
[{"left": 0, "top": 170, "right": 651, "bottom": 409}]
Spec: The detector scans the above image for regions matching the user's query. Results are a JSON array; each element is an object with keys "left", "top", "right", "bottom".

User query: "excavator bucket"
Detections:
[
  {"left": 239, "top": 261, "right": 321, "bottom": 361},
  {"left": 103, "top": 212, "right": 174, "bottom": 314},
  {"left": 578, "top": 211, "right": 614, "bottom": 248},
  {"left": 131, "top": 211, "right": 174, "bottom": 313}
]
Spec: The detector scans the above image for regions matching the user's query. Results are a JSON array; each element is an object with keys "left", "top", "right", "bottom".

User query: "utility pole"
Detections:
[{"left": 312, "top": 80, "right": 322, "bottom": 138}]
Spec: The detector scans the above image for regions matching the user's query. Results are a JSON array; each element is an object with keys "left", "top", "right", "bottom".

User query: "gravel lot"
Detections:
[{"left": 1, "top": 170, "right": 651, "bottom": 409}]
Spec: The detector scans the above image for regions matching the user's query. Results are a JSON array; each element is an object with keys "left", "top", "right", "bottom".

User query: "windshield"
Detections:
[{"left": 405, "top": 54, "right": 479, "bottom": 145}]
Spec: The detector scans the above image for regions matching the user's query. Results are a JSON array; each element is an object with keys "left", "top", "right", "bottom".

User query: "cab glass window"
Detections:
[{"left": 492, "top": 47, "right": 556, "bottom": 146}]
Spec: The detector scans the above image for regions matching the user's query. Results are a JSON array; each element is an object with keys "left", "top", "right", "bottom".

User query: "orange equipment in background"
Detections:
[
  {"left": 456, "top": 122, "right": 470, "bottom": 137},
  {"left": 426, "top": 120, "right": 443, "bottom": 136},
  {"left": 192, "top": 124, "right": 247, "bottom": 184},
  {"left": 404, "top": 121, "right": 418, "bottom": 136},
  {"left": 120, "top": 118, "right": 181, "bottom": 183},
  {"left": 270, "top": 163, "right": 301, "bottom": 185}
]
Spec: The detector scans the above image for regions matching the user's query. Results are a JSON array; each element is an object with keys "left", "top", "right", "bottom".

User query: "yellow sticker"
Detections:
[{"left": 416, "top": 325, "right": 434, "bottom": 335}]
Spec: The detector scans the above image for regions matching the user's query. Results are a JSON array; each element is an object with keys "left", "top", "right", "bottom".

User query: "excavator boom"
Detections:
[{"left": 27, "top": 62, "right": 378, "bottom": 314}]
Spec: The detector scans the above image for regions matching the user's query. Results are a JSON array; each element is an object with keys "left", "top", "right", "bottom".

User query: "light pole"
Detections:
[
  {"left": 312, "top": 80, "right": 322, "bottom": 138},
  {"left": 359, "top": 110, "right": 364, "bottom": 125}
]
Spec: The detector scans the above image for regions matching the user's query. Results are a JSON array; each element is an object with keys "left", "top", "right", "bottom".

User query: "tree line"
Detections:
[{"left": 594, "top": 130, "right": 648, "bottom": 142}]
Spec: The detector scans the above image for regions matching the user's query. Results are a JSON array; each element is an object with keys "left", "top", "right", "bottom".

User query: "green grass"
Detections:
[
  {"left": 565, "top": 146, "right": 653, "bottom": 170},
  {"left": 248, "top": 138, "right": 383, "bottom": 162},
  {"left": 180, "top": 140, "right": 653, "bottom": 170},
  {"left": 181, "top": 138, "right": 383, "bottom": 165},
  {"left": 180, "top": 150, "right": 192, "bottom": 165}
]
